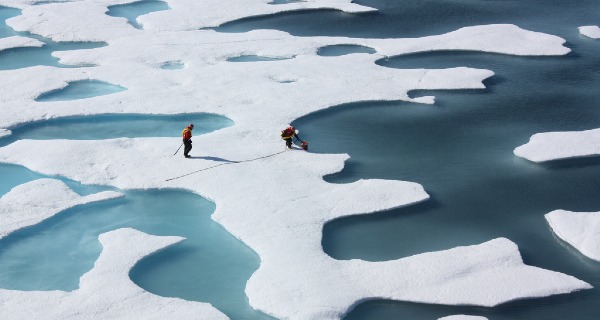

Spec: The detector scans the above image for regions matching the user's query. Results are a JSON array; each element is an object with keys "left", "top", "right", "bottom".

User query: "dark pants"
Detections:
[
  {"left": 183, "top": 139, "right": 192, "bottom": 157},
  {"left": 284, "top": 137, "right": 292, "bottom": 149}
]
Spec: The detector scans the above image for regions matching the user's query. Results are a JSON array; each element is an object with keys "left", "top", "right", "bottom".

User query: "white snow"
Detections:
[
  {"left": 546, "top": 210, "right": 600, "bottom": 262},
  {"left": 0, "top": 1, "right": 590, "bottom": 319},
  {"left": 0, "top": 178, "right": 122, "bottom": 239},
  {"left": 579, "top": 25, "right": 600, "bottom": 39},
  {"left": 0, "top": 128, "right": 10, "bottom": 138},
  {"left": 439, "top": 316, "right": 488, "bottom": 320},
  {"left": 514, "top": 128, "right": 600, "bottom": 162},
  {"left": 0, "top": 35, "right": 44, "bottom": 52},
  {"left": 0, "top": 228, "right": 228, "bottom": 319}
]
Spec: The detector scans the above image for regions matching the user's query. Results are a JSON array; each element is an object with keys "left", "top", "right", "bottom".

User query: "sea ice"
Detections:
[
  {"left": 0, "top": 0, "right": 589, "bottom": 319},
  {"left": 579, "top": 25, "right": 600, "bottom": 39},
  {"left": 0, "top": 178, "right": 122, "bottom": 239},
  {"left": 546, "top": 210, "right": 600, "bottom": 262},
  {"left": 0, "top": 228, "right": 228, "bottom": 319},
  {"left": 514, "top": 128, "right": 600, "bottom": 162},
  {"left": 0, "top": 35, "right": 43, "bottom": 52}
]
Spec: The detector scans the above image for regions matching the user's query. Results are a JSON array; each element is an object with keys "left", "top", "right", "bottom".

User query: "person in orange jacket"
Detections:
[{"left": 182, "top": 124, "right": 194, "bottom": 158}]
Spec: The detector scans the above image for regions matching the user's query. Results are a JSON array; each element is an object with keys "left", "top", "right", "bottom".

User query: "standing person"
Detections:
[{"left": 182, "top": 124, "right": 194, "bottom": 158}]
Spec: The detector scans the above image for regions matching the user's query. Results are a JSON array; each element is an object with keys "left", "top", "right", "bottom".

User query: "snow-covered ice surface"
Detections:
[
  {"left": 579, "top": 26, "right": 600, "bottom": 39},
  {"left": 0, "top": 35, "right": 43, "bottom": 52},
  {"left": 1, "top": 138, "right": 591, "bottom": 318},
  {"left": 0, "top": 0, "right": 593, "bottom": 319},
  {"left": 0, "top": 128, "right": 10, "bottom": 138},
  {"left": 546, "top": 210, "right": 600, "bottom": 262},
  {"left": 0, "top": 178, "right": 122, "bottom": 239},
  {"left": 0, "top": 228, "right": 229, "bottom": 319},
  {"left": 514, "top": 128, "right": 600, "bottom": 162},
  {"left": 439, "top": 316, "right": 488, "bottom": 320}
]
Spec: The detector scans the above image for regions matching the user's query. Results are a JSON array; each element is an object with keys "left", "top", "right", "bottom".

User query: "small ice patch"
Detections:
[
  {"left": 0, "top": 129, "right": 10, "bottom": 138},
  {"left": 546, "top": 210, "right": 600, "bottom": 262},
  {"left": 514, "top": 128, "right": 600, "bottom": 162},
  {"left": 579, "top": 26, "right": 600, "bottom": 39},
  {"left": 0, "top": 36, "right": 44, "bottom": 52},
  {"left": 0, "top": 179, "right": 122, "bottom": 239}
]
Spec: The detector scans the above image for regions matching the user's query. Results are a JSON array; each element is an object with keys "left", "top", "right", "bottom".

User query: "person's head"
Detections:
[{"left": 188, "top": 124, "right": 194, "bottom": 130}]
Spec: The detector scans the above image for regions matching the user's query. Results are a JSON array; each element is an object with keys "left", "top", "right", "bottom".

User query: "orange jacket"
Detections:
[{"left": 182, "top": 127, "right": 193, "bottom": 140}]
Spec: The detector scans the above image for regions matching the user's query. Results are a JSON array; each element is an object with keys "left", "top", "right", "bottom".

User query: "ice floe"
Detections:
[
  {"left": 0, "top": 178, "right": 122, "bottom": 239},
  {"left": 138, "top": 0, "right": 376, "bottom": 31},
  {"left": 0, "top": 24, "right": 569, "bottom": 131},
  {"left": 0, "top": 139, "right": 592, "bottom": 318},
  {"left": 546, "top": 210, "right": 600, "bottom": 262},
  {"left": 0, "top": 0, "right": 588, "bottom": 319},
  {"left": 0, "top": 228, "right": 228, "bottom": 319},
  {"left": 3, "top": 0, "right": 374, "bottom": 41},
  {"left": 6, "top": 1, "right": 136, "bottom": 42},
  {"left": 0, "top": 35, "right": 43, "bottom": 52},
  {"left": 579, "top": 25, "right": 600, "bottom": 39},
  {"left": 514, "top": 128, "right": 600, "bottom": 162}
]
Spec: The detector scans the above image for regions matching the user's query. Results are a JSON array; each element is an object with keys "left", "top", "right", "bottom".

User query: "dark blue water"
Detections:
[
  {"left": 283, "top": 1, "right": 600, "bottom": 319},
  {"left": 106, "top": 0, "right": 170, "bottom": 29},
  {"left": 0, "top": 6, "right": 106, "bottom": 70}
]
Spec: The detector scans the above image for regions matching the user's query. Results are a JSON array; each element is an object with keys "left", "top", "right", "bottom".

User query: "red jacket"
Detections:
[{"left": 281, "top": 127, "right": 295, "bottom": 139}]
